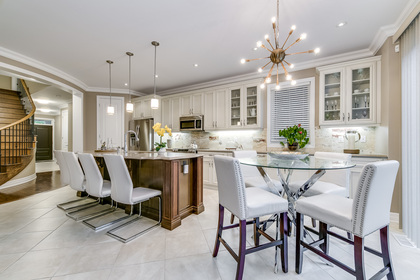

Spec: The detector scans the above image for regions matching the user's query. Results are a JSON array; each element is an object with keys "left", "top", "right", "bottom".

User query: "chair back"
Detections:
[
  {"left": 103, "top": 154, "right": 133, "bottom": 205},
  {"left": 214, "top": 155, "right": 247, "bottom": 220},
  {"left": 62, "top": 152, "right": 85, "bottom": 192},
  {"left": 54, "top": 150, "right": 70, "bottom": 186},
  {"left": 314, "top": 151, "right": 352, "bottom": 197},
  {"left": 352, "top": 160, "right": 399, "bottom": 237},
  {"left": 232, "top": 150, "right": 261, "bottom": 178},
  {"left": 78, "top": 153, "right": 104, "bottom": 197}
]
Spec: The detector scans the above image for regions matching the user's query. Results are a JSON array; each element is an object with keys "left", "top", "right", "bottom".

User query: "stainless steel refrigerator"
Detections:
[{"left": 128, "top": 118, "right": 154, "bottom": 151}]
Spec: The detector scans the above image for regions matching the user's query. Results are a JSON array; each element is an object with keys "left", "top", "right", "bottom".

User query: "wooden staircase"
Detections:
[{"left": 0, "top": 81, "right": 36, "bottom": 186}]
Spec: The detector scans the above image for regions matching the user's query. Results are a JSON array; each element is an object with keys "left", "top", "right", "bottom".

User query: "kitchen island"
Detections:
[{"left": 92, "top": 151, "right": 204, "bottom": 230}]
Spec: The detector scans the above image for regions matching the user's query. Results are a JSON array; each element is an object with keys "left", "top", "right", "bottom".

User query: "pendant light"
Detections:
[
  {"left": 151, "top": 41, "right": 159, "bottom": 109},
  {"left": 126, "top": 52, "right": 134, "bottom": 113},
  {"left": 106, "top": 60, "right": 115, "bottom": 115}
]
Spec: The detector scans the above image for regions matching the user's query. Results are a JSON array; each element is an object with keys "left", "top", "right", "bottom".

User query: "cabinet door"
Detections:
[
  {"left": 243, "top": 85, "right": 259, "bottom": 127},
  {"left": 203, "top": 156, "right": 213, "bottom": 185},
  {"left": 140, "top": 99, "right": 153, "bottom": 118},
  {"left": 161, "top": 98, "right": 172, "bottom": 127},
  {"left": 203, "top": 91, "right": 215, "bottom": 130},
  {"left": 229, "top": 87, "right": 242, "bottom": 128},
  {"left": 346, "top": 62, "right": 376, "bottom": 125},
  {"left": 214, "top": 89, "right": 227, "bottom": 129},
  {"left": 171, "top": 97, "right": 181, "bottom": 131},
  {"left": 319, "top": 69, "right": 345, "bottom": 125},
  {"left": 134, "top": 101, "right": 142, "bottom": 118},
  {"left": 191, "top": 93, "right": 203, "bottom": 115},
  {"left": 180, "top": 95, "right": 191, "bottom": 116}
]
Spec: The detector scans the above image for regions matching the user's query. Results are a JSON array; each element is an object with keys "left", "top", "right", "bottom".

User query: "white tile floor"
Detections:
[{"left": 0, "top": 186, "right": 419, "bottom": 280}]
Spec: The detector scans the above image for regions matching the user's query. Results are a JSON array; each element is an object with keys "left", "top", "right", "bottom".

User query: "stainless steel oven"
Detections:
[{"left": 179, "top": 115, "right": 204, "bottom": 131}]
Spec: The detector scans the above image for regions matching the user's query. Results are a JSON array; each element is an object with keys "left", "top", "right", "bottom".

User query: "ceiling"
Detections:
[{"left": 0, "top": 0, "right": 415, "bottom": 96}]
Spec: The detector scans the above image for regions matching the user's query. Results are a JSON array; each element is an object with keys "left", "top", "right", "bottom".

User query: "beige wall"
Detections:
[
  {"left": 0, "top": 75, "right": 11, "bottom": 89},
  {"left": 376, "top": 37, "right": 402, "bottom": 218},
  {"left": 83, "top": 92, "right": 130, "bottom": 151}
]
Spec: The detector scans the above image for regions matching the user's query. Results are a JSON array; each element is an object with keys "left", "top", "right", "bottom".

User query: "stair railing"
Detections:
[{"left": 0, "top": 79, "right": 36, "bottom": 170}]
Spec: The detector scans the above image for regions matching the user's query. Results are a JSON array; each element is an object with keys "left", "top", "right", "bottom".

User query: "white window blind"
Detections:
[{"left": 269, "top": 83, "right": 311, "bottom": 145}]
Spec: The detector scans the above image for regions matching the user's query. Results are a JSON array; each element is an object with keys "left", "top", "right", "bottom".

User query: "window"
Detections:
[{"left": 267, "top": 77, "right": 315, "bottom": 147}]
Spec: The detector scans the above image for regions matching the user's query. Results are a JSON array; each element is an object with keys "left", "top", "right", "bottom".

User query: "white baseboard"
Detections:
[{"left": 0, "top": 174, "right": 37, "bottom": 190}]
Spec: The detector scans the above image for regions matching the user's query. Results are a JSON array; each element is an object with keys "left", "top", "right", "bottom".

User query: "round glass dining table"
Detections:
[{"left": 238, "top": 154, "right": 355, "bottom": 216}]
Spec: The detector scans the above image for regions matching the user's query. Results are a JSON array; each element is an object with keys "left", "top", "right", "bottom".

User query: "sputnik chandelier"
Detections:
[{"left": 241, "top": 0, "right": 320, "bottom": 90}]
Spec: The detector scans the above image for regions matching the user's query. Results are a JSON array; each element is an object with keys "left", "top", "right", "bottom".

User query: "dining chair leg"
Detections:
[
  {"left": 230, "top": 213, "right": 235, "bottom": 224},
  {"left": 280, "top": 212, "right": 288, "bottom": 273},
  {"left": 319, "top": 222, "right": 329, "bottom": 254},
  {"left": 236, "top": 219, "right": 247, "bottom": 280},
  {"left": 354, "top": 235, "right": 366, "bottom": 280},
  {"left": 295, "top": 212, "right": 304, "bottom": 274},
  {"left": 254, "top": 217, "right": 260, "bottom": 247},
  {"left": 311, "top": 218, "right": 317, "bottom": 228},
  {"left": 213, "top": 204, "right": 225, "bottom": 257},
  {"left": 380, "top": 226, "right": 395, "bottom": 280}
]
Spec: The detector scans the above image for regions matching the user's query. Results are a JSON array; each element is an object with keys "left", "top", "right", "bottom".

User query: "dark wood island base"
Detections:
[{"left": 94, "top": 152, "right": 204, "bottom": 230}]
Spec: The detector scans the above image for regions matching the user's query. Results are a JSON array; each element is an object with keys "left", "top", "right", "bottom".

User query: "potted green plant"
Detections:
[{"left": 279, "top": 124, "right": 309, "bottom": 150}]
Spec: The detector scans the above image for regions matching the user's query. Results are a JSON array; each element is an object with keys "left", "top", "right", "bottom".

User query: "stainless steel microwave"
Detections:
[{"left": 180, "top": 115, "right": 204, "bottom": 131}]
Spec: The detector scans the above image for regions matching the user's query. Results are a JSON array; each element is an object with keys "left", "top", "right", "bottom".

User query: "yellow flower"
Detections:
[{"left": 152, "top": 123, "right": 161, "bottom": 132}]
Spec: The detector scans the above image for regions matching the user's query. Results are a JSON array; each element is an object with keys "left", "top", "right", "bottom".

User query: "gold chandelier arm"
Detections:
[
  {"left": 284, "top": 37, "right": 302, "bottom": 51},
  {"left": 261, "top": 44, "right": 274, "bottom": 53},
  {"left": 267, "top": 63, "right": 275, "bottom": 77},
  {"left": 260, "top": 60, "right": 272, "bottom": 70},
  {"left": 266, "top": 38, "right": 275, "bottom": 50},
  {"left": 286, "top": 49, "right": 315, "bottom": 56},
  {"left": 280, "top": 62, "right": 289, "bottom": 77},
  {"left": 245, "top": 57, "right": 270, "bottom": 62},
  {"left": 281, "top": 29, "right": 295, "bottom": 49}
]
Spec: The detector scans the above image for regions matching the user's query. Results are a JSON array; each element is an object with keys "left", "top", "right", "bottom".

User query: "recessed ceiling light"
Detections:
[
  {"left": 193, "top": 64, "right": 199, "bottom": 67},
  {"left": 337, "top": 22, "right": 347, "bottom": 27},
  {"left": 40, "top": 109, "right": 51, "bottom": 113},
  {"left": 253, "top": 47, "right": 258, "bottom": 51},
  {"left": 124, "top": 83, "right": 128, "bottom": 86}
]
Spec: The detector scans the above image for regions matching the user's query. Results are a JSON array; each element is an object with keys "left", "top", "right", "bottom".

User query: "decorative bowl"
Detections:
[{"left": 268, "top": 152, "right": 309, "bottom": 160}]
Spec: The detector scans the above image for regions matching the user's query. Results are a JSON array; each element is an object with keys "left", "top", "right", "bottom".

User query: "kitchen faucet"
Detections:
[{"left": 124, "top": 130, "right": 139, "bottom": 154}]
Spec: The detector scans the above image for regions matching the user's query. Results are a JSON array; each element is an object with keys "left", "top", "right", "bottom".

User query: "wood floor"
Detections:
[{"left": 0, "top": 171, "right": 62, "bottom": 204}]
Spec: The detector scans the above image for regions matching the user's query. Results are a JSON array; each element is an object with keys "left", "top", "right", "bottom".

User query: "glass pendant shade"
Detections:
[
  {"left": 107, "top": 105, "right": 115, "bottom": 115},
  {"left": 151, "top": 98, "right": 159, "bottom": 109},
  {"left": 126, "top": 102, "right": 134, "bottom": 113}
]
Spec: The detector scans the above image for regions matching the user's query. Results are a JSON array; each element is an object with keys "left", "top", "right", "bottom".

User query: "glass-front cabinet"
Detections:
[
  {"left": 318, "top": 57, "right": 381, "bottom": 126},
  {"left": 228, "top": 83, "right": 261, "bottom": 129}
]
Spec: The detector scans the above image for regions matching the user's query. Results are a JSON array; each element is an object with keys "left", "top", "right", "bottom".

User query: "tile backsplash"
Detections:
[{"left": 167, "top": 126, "right": 378, "bottom": 154}]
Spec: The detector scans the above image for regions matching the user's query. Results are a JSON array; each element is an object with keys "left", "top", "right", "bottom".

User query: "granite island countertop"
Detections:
[{"left": 89, "top": 151, "right": 203, "bottom": 161}]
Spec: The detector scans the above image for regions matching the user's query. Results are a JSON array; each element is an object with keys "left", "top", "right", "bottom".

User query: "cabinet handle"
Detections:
[
  {"left": 348, "top": 113, "right": 350, "bottom": 121},
  {"left": 342, "top": 113, "right": 345, "bottom": 121},
  {"left": 215, "top": 121, "right": 217, "bottom": 127},
  {"left": 213, "top": 121, "right": 215, "bottom": 128}
]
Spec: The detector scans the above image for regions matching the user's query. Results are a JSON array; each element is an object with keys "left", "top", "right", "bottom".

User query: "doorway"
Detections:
[{"left": 35, "top": 125, "right": 53, "bottom": 161}]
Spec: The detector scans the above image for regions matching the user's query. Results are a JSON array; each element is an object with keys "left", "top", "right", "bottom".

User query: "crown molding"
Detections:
[{"left": 0, "top": 46, "right": 88, "bottom": 90}]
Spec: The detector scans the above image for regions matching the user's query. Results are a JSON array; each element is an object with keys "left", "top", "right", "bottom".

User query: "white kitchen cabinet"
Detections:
[
  {"left": 204, "top": 89, "right": 228, "bottom": 130},
  {"left": 318, "top": 56, "right": 381, "bottom": 126},
  {"left": 161, "top": 97, "right": 181, "bottom": 131},
  {"left": 133, "top": 98, "right": 161, "bottom": 123},
  {"left": 199, "top": 151, "right": 230, "bottom": 187},
  {"left": 228, "top": 83, "right": 261, "bottom": 129},
  {"left": 181, "top": 93, "right": 203, "bottom": 116}
]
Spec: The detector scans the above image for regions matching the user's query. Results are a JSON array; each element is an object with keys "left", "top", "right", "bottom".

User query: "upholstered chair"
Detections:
[
  {"left": 213, "top": 155, "right": 289, "bottom": 280},
  {"left": 295, "top": 160, "right": 399, "bottom": 280},
  {"left": 103, "top": 154, "right": 162, "bottom": 243}
]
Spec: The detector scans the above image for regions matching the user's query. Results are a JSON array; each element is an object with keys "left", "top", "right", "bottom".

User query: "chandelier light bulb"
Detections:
[
  {"left": 291, "top": 25, "right": 296, "bottom": 30},
  {"left": 266, "top": 77, "right": 272, "bottom": 83},
  {"left": 291, "top": 80, "right": 297, "bottom": 86},
  {"left": 314, "top": 48, "right": 320, "bottom": 54},
  {"left": 241, "top": 58, "right": 246, "bottom": 64},
  {"left": 256, "top": 41, "right": 263, "bottom": 47},
  {"left": 290, "top": 64, "right": 295, "bottom": 69},
  {"left": 275, "top": 85, "right": 281, "bottom": 90},
  {"left": 260, "top": 83, "right": 265, "bottom": 89},
  {"left": 264, "top": 34, "right": 269, "bottom": 40},
  {"left": 286, "top": 74, "right": 292, "bottom": 80},
  {"left": 300, "top": 33, "right": 307, "bottom": 40},
  {"left": 258, "top": 68, "right": 263, "bottom": 73},
  {"left": 271, "top": 17, "right": 276, "bottom": 23}
]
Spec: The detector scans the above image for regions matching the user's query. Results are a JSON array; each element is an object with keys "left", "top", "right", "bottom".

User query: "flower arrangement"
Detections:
[
  {"left": 153, "top": 123, "right": 172, "bottom": 151},
  {"left": 279, "top": 124, "right": 309, "bottom": 149}
]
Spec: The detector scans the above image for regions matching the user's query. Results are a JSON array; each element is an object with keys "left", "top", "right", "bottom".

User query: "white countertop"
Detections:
[{"left": 90, "top": 151, "right": 202, "bottom": 161}]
